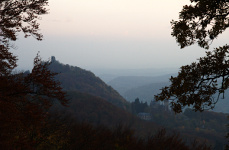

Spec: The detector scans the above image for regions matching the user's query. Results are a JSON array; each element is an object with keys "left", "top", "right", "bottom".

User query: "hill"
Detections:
[
  {"left": 107, "top": 73, "right": 229, "bottom": 113},
  {"left": 211, "top": 90, "right": 229, "bottom": 113},
  {"left": 53, "top": 91, "right": 134, "bottom": 125},
  {"left": 46, "top": 58, "right": 228, "bottom": 148},
  {"left": 123, "top": 82, "right": 170, "bottom": 103},
  {"left": 52, "top": 90, "right": 161, "bottom": 137},
  {"left": 107, "top": 74, "right": 174, "bottom": 96},
  {"left": 48, "top": 57, "right": 129, "bottom": 109},
  {"left": 93, "top": 68, "right": 179, "bottom": 83},
  {"left": 124, "top": 80, "right": 229, "bottom": 113},
  {"left": 58, "top": 91, "right": 227, "bottom": 148}
]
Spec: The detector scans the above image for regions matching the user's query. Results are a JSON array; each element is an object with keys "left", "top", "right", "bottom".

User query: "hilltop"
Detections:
[{"left": 48, "top": 56, "right": 129, "bottom": 109}]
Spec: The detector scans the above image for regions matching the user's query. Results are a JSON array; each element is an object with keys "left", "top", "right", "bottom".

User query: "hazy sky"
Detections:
[{"left": 14, "top": 0, "right": 229, "bottom": 72}]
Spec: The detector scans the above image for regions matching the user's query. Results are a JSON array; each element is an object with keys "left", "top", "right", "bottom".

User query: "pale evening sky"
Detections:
[{"left": 14, "top": 0, "right": 228, "bottom": 72}]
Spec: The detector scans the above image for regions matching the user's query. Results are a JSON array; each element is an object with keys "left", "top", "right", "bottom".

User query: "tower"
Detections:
[{"left": 51, "top": 56, "right": 56, "bottom": 62}]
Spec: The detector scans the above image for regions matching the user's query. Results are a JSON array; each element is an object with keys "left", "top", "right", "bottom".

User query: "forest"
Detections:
[{"left": 1, "top": 0, "right": 229, "bottom": 149}]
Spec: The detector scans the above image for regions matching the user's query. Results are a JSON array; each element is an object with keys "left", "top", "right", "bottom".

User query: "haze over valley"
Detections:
[{"left": 2, "top": 0, "right": 229, "bottom": 149}]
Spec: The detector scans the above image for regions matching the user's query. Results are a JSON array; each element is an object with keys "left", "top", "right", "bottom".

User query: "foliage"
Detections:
[
  {"left": 48, "top": 59, "right": 129, "bottom": 109},
  {"left": 0, "top": 0, "right": 223, "bottom": 149},
  {"left": 147, "top": 102, "right": 227, "bottom": 148},
  {"left": 131, "top": 98, "right": 148, "bottom": 114},
  {"left": 0, "top": 54, "right": 68, "bottom": 148},
  {"left": 146, "top": 129, "right": 210, "bottom": 150},
  {"left": 156, "top": 0, "right": 229, "bottom": 113},
  {"left": 67, "top": 120, "right": 212, "bottom": 150},
  {"left": 0, "top": 0, "right": 48, "bottom": 76},
  {"left": 171, "top": 0, "right": 229, "bottom": 49},
  {"left": 61, "top": 91, "right": 135, "bottom": 127},
  {"left": 155, "top": 45, "right": 229, "bottom": 112},
  {"left": 0, "top": 0, "right": 68, "bottom": 148},
  {"left": 0, "top": 0, "right": 48, "bottom": 44},
  {"left": 39, "top": 111, "right": 211, "bottom": 150}
]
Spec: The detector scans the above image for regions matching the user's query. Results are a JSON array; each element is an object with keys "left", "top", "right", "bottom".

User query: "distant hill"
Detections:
[
  {"left": 107, "top": 75, "right": 174, "bottom": 96},
  {"left": 107, "top": 75, "right": 174, "bottom": 102},
  {"left": 211, "top": 90, "right": 229, "bottom": 113},
  {"left": 123, "top": 82, "right": 170, "bottom": 103},
  {"left": 48, "top": 57, "right": 129, "bottom": 109},
  {"left": 105, "top": 72, "right": 229, "bottom": 113},
  {"left": 92, "top": 68, "right": 179, "bottom": 83},
  {"left": 123, "top": 80, "right": 229, "bottom": 113}
]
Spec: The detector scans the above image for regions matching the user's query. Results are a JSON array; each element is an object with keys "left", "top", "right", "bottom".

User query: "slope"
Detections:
[
  {"left": 123, "top": 82, "right": 170, "bottom": 103},
  {"left": 48, "top": 57, "right": 129, "bottom": 109},
  {"left": 107, "top": 74, "right": 175, "bottom": 96},
  {"left": 51, "top": 90, "right": 161, "bottom": 138}
]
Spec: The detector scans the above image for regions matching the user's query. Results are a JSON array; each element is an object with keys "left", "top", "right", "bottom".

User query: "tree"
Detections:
[
  {"left": 0, "top": 0, "right": 48, "bottom": 74},
  {"left": 155, "top": 0, "right": 229, "bottom": 113},
  {"left": 0, "top": 0, "right": 68, "bottom": 148},
  {"left": 171, "top": 0, "right": 229, "bottom": 49},
  {"left": 0, "top": 0, "right": 48, "bottom": 41},
  {"left": 131, "top": 98, "right": 148, "bottom": 114},
  {"left": 0, "top": 54, "right": 68, "bottom": 148}
]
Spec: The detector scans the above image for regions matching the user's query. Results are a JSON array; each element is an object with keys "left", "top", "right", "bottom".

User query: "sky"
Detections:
[{"left": 14, "top": 0, "right": 229, "bottom": 72}]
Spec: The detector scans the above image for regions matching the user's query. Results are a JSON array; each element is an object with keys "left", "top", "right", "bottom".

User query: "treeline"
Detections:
[
  {"left": 0, "top": 0, "right": 225, "bottom": 149},
  {"left": 48, "top": 58, "right": 129, "bottom": 110},
  {"left": 130, "top": 98, "right": 228, "bottom": 149},
  {"left": 8, "top": 109, "right": 210, "bottom": 150}
]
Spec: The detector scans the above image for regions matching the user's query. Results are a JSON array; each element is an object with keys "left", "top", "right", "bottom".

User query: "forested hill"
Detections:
[{"left": 48, "top": 57, "right": 129, "bottom": 109}]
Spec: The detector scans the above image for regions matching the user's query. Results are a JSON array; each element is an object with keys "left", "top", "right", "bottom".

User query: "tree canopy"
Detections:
[
  {"left": 0, "top": 0, "right": 48, "bottom": 75},
  {"left": 171, "top": 0, "right": 229, "bottom": 49},
  {"left": 0, "top": 0, "right": 48, "bottom": 42},
  {"left": 155, "top": 0, "right": 229, "bottom": 113},
  {"left": 0, "top": 0, "right": 68, "bottom": 148}
]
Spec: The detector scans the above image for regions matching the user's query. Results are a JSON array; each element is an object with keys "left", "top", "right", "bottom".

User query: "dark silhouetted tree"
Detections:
[
  {"left": 155, "top": 0, "right": 229, "bottom": 113},
  {"left": 131, "top": 98, "right": 148, "bottom": 114},
  {"left": 155, "top": 0, "right": 229, "bottom": 148},
  {"left": 0, "top": 0, "right": 68, "bottom": 148},
  {"left": 171, "top": 0, "right": 229, "bottom": 49},
  {"left": 0, "top": 0, "right": 48, "bottom": 76},
  {"left": 0, "top": 0, "right": 48, "bottom": 42},
  {"left": 0, "top": 54, "right": 68, "bottom": 148}
]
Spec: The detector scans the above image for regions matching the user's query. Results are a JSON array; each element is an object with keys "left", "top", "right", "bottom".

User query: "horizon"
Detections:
[{"left": 14, "top": 0, "right": 229, "bottom": 72}]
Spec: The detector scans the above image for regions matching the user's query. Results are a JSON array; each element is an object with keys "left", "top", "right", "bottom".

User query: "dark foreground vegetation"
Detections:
[
  {"left": 0, "top": 54, "right": 213, "bottom": 149},
  {"left": 1, "top": 0, "right": 229, "bottom": 149},
  {"left": 130, "top": 98, "right": 228, "bottom": 149},
  {"left": 1, "top": 106, "right": 211, "bottom": 150},
  {"left": 28, "top": 112, "right": 212, "bottom": 150},
  {"left": 49, "top": 58, "right": 229, "bottom": 148},
  {"left": 0, "top": 51, "right": 225, "bottom": 149}
]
